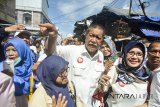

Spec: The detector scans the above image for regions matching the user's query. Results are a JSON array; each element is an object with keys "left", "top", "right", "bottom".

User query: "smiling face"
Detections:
[
  {"left": 6, "top": 45, "right": 19, "bottom": 60},
  {"left": 101, "top": 42, "right": 111, "bottom": 57},
  {"left": 125, "top": 46, "right": 144, "bottom": 68},
  {"left": 85, "top": 26, "right": 104, "bottom": 57}
]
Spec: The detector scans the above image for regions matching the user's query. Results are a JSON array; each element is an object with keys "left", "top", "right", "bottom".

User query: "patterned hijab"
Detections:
[
  {"left": 103, "top": 37, "right": 117, "bottom": 62},
  {"left": 37, "top": 55, "right": 75, "bottom": 107},
  {"left": 117, "top": 41, "right": 149, "bottom": 82}
]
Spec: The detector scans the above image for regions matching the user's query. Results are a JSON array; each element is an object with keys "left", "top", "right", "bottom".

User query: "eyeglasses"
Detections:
[
  {"left": 58, "top": 67, "right": 69, "bottom": 78},
  {"left": 127, "top": 51, "right": 143, "bottom": 57}
]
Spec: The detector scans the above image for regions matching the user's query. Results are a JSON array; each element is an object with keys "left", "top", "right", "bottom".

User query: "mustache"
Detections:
[{"left": 89, "top": 43, "right": 98, "bottom": 46}]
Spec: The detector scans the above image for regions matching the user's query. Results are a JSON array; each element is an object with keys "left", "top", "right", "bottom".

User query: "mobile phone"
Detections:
[{"left": 3, "top": 59, "right": 14, "bottom": 73}]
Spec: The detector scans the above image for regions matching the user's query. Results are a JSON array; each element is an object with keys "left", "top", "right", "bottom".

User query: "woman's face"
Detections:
[
  {"left": 126, "top": 46, "right": 144, "bottom": 68},
  {"left": 6, "top": 45, "right": 19, "bottom": 60},
  {"left": 56, "top": 66, "right": 68, "bottom": 85},
  {"left": 101, "top": 43, "right": 111, "bottom": 57}
]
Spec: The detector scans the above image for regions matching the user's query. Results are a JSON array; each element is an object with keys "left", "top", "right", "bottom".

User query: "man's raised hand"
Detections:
[{"left": 39, "top": 23, "right": 58, "bottom": 37}]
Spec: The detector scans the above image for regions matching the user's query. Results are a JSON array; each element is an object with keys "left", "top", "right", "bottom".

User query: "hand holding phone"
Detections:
[{"left": 2, "top": 59, "right": 14, "bottom": 77}]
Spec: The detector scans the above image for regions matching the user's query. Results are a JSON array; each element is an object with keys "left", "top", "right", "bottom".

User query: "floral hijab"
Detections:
[{"left": 103, "top": 36, "right": 118, "bottom": 62}]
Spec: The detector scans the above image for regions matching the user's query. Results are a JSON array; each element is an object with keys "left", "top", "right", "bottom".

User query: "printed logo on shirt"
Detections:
[
  {"left": 97, "top": 59, "right": 102, "bottom": 63},
  {"left": 118, "top": 81, "right": 125, "bottom": 87},
  {"left": 77, "top": 57, "right": 83, "bottom": 63}
]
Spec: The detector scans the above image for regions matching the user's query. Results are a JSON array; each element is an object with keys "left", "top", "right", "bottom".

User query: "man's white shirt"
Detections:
[{"left": 54, "top": 45, "right": 105, "bottom": 107}]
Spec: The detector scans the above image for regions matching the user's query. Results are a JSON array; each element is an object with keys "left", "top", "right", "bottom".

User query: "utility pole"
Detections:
[
  {"left": 129, "top": 0, "right": 132, "bottom": 16},
  {"left": 138, "top": 0, "right": 147, "bottom": 16}
]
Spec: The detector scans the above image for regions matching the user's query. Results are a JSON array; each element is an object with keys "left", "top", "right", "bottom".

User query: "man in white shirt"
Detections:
[
  {"left": 148, "top": 71, "right": 160, "bottom": 107},
  {"left": 147, "top": 41, "right": 160, "bottom": 107},
  {"left": 39, "top": 23, "right": 105, "bottom": 107}
]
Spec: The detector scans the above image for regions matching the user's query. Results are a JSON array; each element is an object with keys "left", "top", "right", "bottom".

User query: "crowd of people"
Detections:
[{"left": 0, "top": 23, "right": 160, "bottom": 107}]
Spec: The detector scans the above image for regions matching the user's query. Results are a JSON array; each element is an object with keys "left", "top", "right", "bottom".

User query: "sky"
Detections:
[
  {"left": 48, "top": 0, "right": 160, "bottom": 37},
  {"left": 48, "top": 0, "right": 114, "bottom": 36}
]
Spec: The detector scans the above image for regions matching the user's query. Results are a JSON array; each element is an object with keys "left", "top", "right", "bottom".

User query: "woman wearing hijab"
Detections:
[
  {"left": 98, "top": 41, "right": 150, "bottom": 107},
  {"left": 100, "top": 37, "right": 117, "bottom": 62},
  {"left": 0, "top": 38, "right": 33, "bottom": 107},
  {"left": 97, "top": 37, "right": 118, "bottom": 102},
  {"left": 100, "top": 37, "right": 118, "bottom": 74},
  {"left": 29, "top": 55, "right": 75, "bottom": 107}
]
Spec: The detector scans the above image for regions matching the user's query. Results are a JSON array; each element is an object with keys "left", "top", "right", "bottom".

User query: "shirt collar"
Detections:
[{"left": 81, "top": 45, "right": 100, "bottom": 60}]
